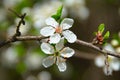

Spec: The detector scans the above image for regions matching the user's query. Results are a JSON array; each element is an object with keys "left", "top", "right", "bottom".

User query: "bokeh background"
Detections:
[{"left": 0, "top": 0, "right": 120, "bottom": 80}]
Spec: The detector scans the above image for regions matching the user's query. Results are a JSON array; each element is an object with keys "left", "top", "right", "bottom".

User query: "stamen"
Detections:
[{"left": 55, "top": 27, "right": 62, "bottom": 33}]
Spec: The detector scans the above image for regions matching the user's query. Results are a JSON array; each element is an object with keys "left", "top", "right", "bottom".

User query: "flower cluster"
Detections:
[
  {"left": 40, "top": 16, "right": 77, "bottom": 72},
  {"left": 39, "top": 7, "right": 77, "bottom": 72}
]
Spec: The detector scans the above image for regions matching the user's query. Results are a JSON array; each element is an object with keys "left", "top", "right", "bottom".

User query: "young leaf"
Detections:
[
  {"left": 98, "top": 23, "right": 105, "bottom": 33},
  {"left": 51, "top": 5, "right": 63, "bottom": 21},
  {"left": 104, "top": 31, "right": 110, "bottom": 40}
]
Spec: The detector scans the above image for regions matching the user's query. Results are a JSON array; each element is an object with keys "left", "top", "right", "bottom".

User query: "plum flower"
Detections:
[
  {"left": 95, "top": 55, "right": 120, "bottom": 75},
  {"left": 95, "top": 44, "right": 120, "bottom": 75},
  {"left": 40, "top": 17, "right": 77, "bottom": 44},
  {"left": 41, "top": 38, "right": 75, "bottom": 72}
]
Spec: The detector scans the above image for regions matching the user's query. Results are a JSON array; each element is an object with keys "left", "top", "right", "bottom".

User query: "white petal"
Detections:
[
  {"left": 111, "top": 60, "right": 120, "bottom": 71},
  {"left": 55, "top": 37, "right": 64, "bottom": 51},
  {"left": 40, "top": 27, "right": 55, "bottom": 36},
  {"left": 45, "top": 17, "right": 58, "bottom": 28},
  {"left": 60, "top": 47, "right": 75, "bottom": 58},
  {"left": 60, "top": 18, "right": 74, "bottom": 30},
  {"left": 103, "top": 44, "right": 115, "bottom": 53},
  {"left": 42, "top": 56, "right": 55, "bottom": 68},
  {"left": 49, "top": 33, "right": 61, "bottom": 44},
  {"left": 94, "top": 55, "right": 105, "bottom": 67},
  {"left": 41, "top": 42, "right": 54, "bottom": 54},
  {"left": 57, "top": 62, "right": 67, "bottom": 72},
  {"left": 56, "top": 57, "right": 67, "bottom": 72},
  {"left": 62, "top": 30, "right": 77, "bottom": 43}
]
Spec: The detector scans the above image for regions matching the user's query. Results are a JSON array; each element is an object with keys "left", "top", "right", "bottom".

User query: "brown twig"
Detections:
[
  {"left": 9, "top": 9, "right": 26, "bottom": 37},
  {"left": 1, "top": 36, "right": 120, "bottom": 58},
  {"left": 75, "top": 40, "right": 120, "bottom": 58},
  {"left": 14, "top": 13, "right": 26, "bottom": 37},
  {"left": 0, "top": 10, "right": 26, "bottom": 48},
  {"left": 0, "top": 36, "right": 46, "bottom": 48}
]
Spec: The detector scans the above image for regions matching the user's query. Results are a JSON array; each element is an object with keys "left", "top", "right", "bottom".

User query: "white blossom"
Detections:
[
  {"left": 103, "top": 44, "right": 115, "bottom": 53},
  {"left": 40, "top": 17, "right": 77, "bottom": 43},
  {"left": 95, "top": 55, "right": 105, "bottom": 67},
  {"left": 95, "top": 55, "right": 120, "bottom": 75},
  {"left": 41, "top": 38, "right": 75, "bottom": 72},
  {"left": 95, "top": 44, "right": 120, "bottom": 75}
]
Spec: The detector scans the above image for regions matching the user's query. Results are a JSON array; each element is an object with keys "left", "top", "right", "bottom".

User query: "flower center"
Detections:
[
  {"left": 55, "top": 27, "right": 62, "bottom": 33},
  {"left": 108, "top": 56, "right": 112, "bottom": 62}
]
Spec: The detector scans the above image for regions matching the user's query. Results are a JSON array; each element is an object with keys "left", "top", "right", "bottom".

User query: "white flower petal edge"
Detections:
[
  {"left": 56, "top": 57, "right": 67, "bottom": 72},
  {"left": 40, "top": 26, "right": 55, "bottom": 36},
  {"left": 55, "top": 38, "right": 64, "bottom": 51},
  {"left": 103, "top": 44, "right": 115, "bottom": 53},
  {"left": 42, "top": 56, "right": 55, "bottom": 68},
  {"left": 62, "top": 30, "right": 77, "bottom": 43},
  {"left": 60, "top": 18, "right": 74, "bottom": 30},
  {"left": 49, "top": 33, "right": 61, "bottom": 44},
  {"left": 110, "top": 60, "right": 120, "bottom": 71},
  {"left": 95, "top": 55, "right": 105, "bottom": 67},
  {"left": 45, "top": 17, "right": 58, "bottom": 28},
  {"left": 57, "top": 62, "right": 67, "bottom": 72},
  {"left": 60, "top": 47, "right": 75, "bottom": 58},
  {"left": 41, "top": 42, "right": 55, "bottom": 54}
]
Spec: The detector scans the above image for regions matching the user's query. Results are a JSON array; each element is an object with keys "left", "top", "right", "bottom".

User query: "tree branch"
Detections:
[
  {"left": 0, "top": 36, "right": 46, "bottom": 48},
  {"left": 0, "top": 35, "right": 120, "bottom": 58},
  {"left": 0, "top": 11, "right": 120, "bottom": 59},
  {"left": 75, "top": 40, "right": 120, "bottom": 58},
  {"left": 16, "top": 36, "right": 46, "bottom": 41}
]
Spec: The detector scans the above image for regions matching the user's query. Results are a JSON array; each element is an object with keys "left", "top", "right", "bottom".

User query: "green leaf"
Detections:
[
  {"left": 98, "top": 23, "right": 105, "bottom": 33},
  {"left": 104, "top": 31, "right": 110, "bottom": 40},
  {"left": 51, "top": 5, "right": 63, "bottom": 21}
]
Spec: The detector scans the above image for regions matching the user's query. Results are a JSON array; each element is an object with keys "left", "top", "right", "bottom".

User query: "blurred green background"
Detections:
[{"left": 0, "top": 0, "right": 120, "bottom": 80}]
